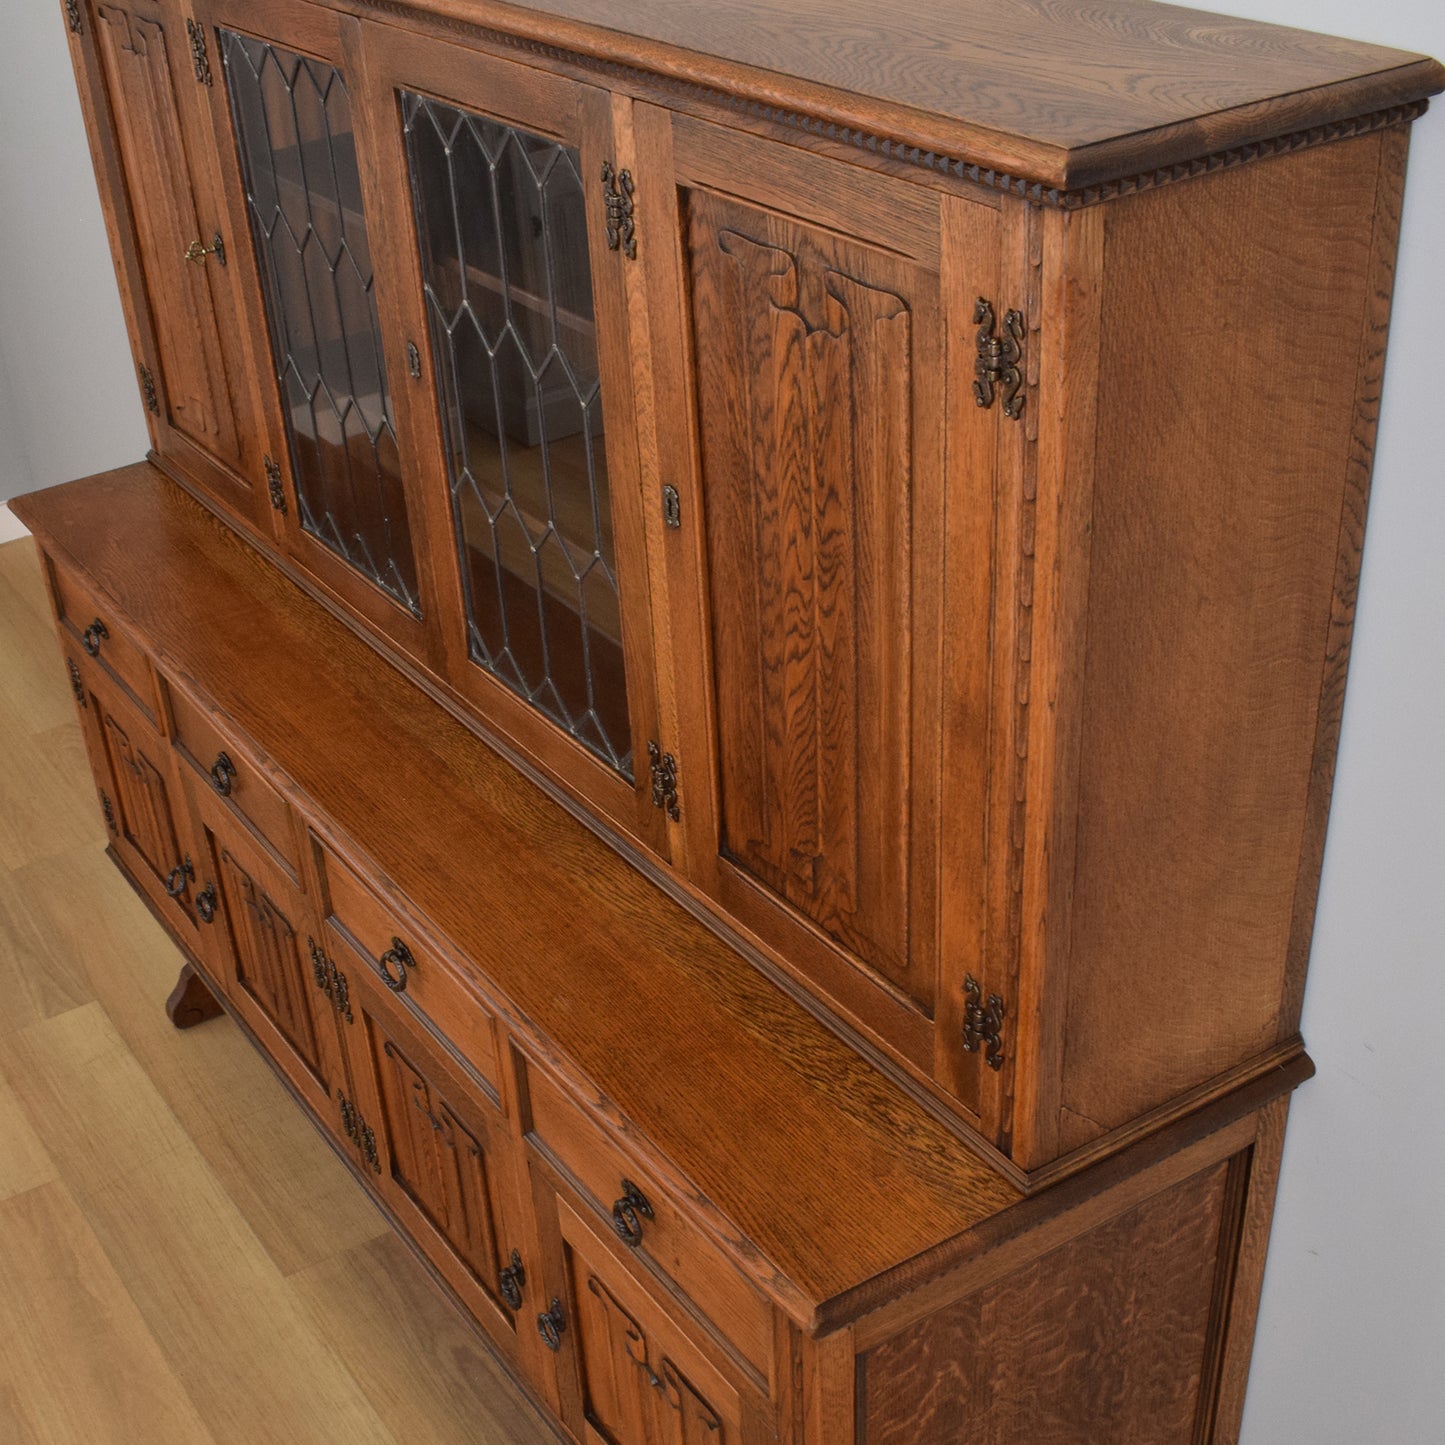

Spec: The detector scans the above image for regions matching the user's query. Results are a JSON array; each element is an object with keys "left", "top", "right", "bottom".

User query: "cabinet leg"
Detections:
[{"left": 166, "top": 963, "right": 223, "bottom": 1029}]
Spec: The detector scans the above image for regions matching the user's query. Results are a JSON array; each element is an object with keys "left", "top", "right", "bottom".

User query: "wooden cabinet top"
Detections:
[
  {"left": 366, "top": 0, "right": 1445, "bottom": 190},
  {"left": 15, "top": 462, "right": 1025, "bottom": 1330}
]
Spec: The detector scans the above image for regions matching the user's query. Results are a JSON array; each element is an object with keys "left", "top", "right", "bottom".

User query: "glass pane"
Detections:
[
  {"left": 221, "top": 32, "right": 420, "bottom": 615},
  {"left": 402, "top": 92, "right": 631, "bottom": 779}
]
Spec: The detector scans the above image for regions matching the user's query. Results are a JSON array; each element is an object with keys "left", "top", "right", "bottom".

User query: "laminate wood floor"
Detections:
[{"left": 0, "top": 537, "right": 556, "bottom": 1445}]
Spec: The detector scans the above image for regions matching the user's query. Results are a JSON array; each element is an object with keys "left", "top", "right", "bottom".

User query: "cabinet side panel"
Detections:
[
  {"left": 1061, "top": 132, "right": 1396, "bottom": 1144},
  {"left": 857, "top": 1159, "right": 1232, "bottom": 1444}
]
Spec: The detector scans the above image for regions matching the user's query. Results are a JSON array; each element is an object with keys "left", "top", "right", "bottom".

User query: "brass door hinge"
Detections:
[
  {"left": 264, "top": 456, "right": 287, "bottom": 513},
  {"left": 138, "top": 363, "right": 159, "bottom": 415},
  {"left": 662, "top": 484, "right": 681, "bottom": 529},
  {"left": 64, "top": 1, "right": 82, "bottom": 36},
  {"left": 647, "top": 741, "right": 679, "bottom": 821},
  {"left": 67, "top": 659, "right": 87, "bottom": 709},
  {"left": 98, "top": 789, "right": 116, "bottom": 834},
  {"left": 962, "top": 974, "right": 1006, "bottom": 1070},
  {"left": 185, "top": 18, "right": 212, "bottom": 85},
  {"left": 601, "top": 162, "right": 636, "bottom": 258},
  {"left": 339, "top": 1091, "right": 380, "bottom": 1172},
  {"left": 973, "top": 298, "right": 1025, "bottom": 420}
]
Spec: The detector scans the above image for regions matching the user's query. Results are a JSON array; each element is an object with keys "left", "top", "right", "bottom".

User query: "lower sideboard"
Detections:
[{"left": 16, "top": 462, "right": 1310, "bottom": 1444}]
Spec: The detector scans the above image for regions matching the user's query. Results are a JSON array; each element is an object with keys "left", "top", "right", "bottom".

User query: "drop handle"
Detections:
[
  {"left": 377, "top": 936, "right": 414, "bottom": 992},
  {"left": 209, "top": 751, "right": 237, "bottom": 796},
  {"left": 165, "top": 856, "right": 195, "bottom": 899},
  {"left": 611, "top": 1179, "right": 654, "bottom": 1248},
  {"left": 537, "top": 1299, "right": 566, "bottom": 1352},
  {"left": 82, "top": 618, "right": 108, "bottom": 657}
]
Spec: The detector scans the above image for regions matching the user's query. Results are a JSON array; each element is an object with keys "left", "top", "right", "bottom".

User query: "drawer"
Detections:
[
  {"left": 526, "top": 1061, "right": 773, "bottom": 1381},
  {"left": 320, "top": 844, "right": 502, "bottom": 1098},
  {"left": 47, "top": 556, "right": 157, "bottom": 722},
  {"left": 167, "top": 681, "right": 301, "bottom": 873}
]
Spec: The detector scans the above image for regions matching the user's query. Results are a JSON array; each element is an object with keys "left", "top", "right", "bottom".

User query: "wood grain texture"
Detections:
[
  {"left": 1279, "top": 124, "right": 1410, "bottom": 1040},
  {"left": 1060, "top": 132, "right": 1397, "bottom": 1146},
  {"left": 12, "top": 471, "right": 1026, "bottom": 1321},
  {"left": 859, "top": 1159, "right": 1235, "bottom": 1444},
  {"left": 0, "top": 1181, "right": 217, "bottom": 1445},
  {"left": 347, "top": 0, "right": 1444, "bottom": 190},
  {"left": 688, "top": 187, "right": 928, "bottom": 1006}
]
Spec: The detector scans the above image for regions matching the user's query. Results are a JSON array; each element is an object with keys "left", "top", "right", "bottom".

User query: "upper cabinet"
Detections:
[{"left": 61, "top": 0, "right": 1445, "bottom": 1181}]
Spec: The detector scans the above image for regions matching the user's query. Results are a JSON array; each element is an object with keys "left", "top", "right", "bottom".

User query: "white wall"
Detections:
[
  {"left": 0, "top": 3, "right": 1442, "bottom": 1440},
  {"left": 0, "top": 1, "right": 147, "bottom": 503}
]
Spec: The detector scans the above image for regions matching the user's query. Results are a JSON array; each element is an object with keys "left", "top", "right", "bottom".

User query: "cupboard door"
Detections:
[
  {"left": 661, "top": 121, "right": 999, "bottom": 1085},
  {"left": 185, "top": 777, "right": 345, "bottom": 1120},
  {"left": 75, "top": 658, "right": 201, "bottom": 936},
  {"left": 328, "top": 927, "right": 524, "bottom": 1348},
  {"left": 194, "top": 0, "right": 437, "bottom": 660},
  {"left": 357, "top": 28, "right": 669, "bottom": 853},
  {"left": 86, "top": 0, "right": 268, "bottom": 527},
  {"left": 542, "top": 1190, "right": 762, "bottom": 1445}
]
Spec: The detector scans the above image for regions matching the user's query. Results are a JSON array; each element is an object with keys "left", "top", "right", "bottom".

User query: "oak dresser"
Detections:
[{"left": 14, "top": 0, "right": 1443, "bottom": 1439}]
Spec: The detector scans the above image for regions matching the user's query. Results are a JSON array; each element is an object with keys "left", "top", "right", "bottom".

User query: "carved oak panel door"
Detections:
[
  {"left": 71, "top": 656, "right": 201, "bottom": 938},
  {"left": 661, "top": 121, "right": 998, "bottom": 1101},
  {"left": 185, "top": 777, "right": 345, "bottom": 1122},
  {"left": 548, "top": 1195, "right": 751, "bottom": 1445},
  {"left": 326, "top": 928, "right": 524, "bottom": 1353},
  {"left": 85, "top": 0, "right": 269, "bottom": 527}
]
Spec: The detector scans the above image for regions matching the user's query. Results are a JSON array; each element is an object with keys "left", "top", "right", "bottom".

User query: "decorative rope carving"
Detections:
[{"left": 355, "top": 3, "right": 1427, "bottom": 208}]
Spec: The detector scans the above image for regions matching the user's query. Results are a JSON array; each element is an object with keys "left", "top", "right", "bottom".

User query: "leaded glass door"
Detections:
[
  {"left": 192, "top": 0, "right": 439, "bottom": 662},
  {"left": 358, "top": 30, "right": 670, "bottom": 853}
]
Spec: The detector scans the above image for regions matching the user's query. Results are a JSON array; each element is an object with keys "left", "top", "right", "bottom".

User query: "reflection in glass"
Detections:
[
  {"left": 403, "top": 92, "right": 630, "bottom": 777},
  {"left": 222, "top": 33, "right": 419, "bottom": 614}
]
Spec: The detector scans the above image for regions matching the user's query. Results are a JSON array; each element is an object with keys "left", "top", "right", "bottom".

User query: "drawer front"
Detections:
[
  {"left": 47, "top": 557, "right": 158, "bottom": 722},
  {"left": 167, "top": 681, "right": 301, "bottom": 873},
  {"left": 526, "top": 1062, "right": 773, "bottom": 1381},
  {"left": 320, "top": 844, "right": 502, "bottom": 1099}
]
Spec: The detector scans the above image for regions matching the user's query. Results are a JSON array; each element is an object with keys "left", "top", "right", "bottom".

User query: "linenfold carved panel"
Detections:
[{"left": 688, "top": 190, "right": 931, "bottom": 1007}]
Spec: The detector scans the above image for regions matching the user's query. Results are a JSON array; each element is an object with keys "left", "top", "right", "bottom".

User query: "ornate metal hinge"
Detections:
[
  {"left": 64, "top": 0, "right": 82, "bottom": 37},
  {"left": 359, "top": 1117, "right": 380, "bottom": 1173},
  {"left": 339, "top": 1091, "right": 358, "bottom": 1143},
  {"left": 185, "top": 17, "right": 212, "bottom": 85},
  {"left": 962, "top": 974, "right": 1006, "bottom": 1070},
  {"left": 331, "top": 965, "right": 352, "bottom": 1024},
  {"left": 647, "top": 741, "right": 679, "bottom": 821},
  {"left": 67, "top": 659, "right": 87, "bottom": 709},
  {"left": 138, "top": 363, "right": 159, "bottom": 415},
  {"left": 406, "top": 340, "right": 422, "bottom": 379},
  {"left": 662, "top": 484, "right": 681, "bottom": 529},
  {"left": 498, "top": 1249, "right": 526, "bottom": 1311},
  {"left": 601, "top": 162, "right": 637, "bottom": 259},
  {"left": 99, "top": 789, "right": 116, "bottom": 834},
  {"left": 309, "top": 937, "right": 332, "bottom": 996},
  {"left": 264, "top": 456, "right": 287, "bottom": 513},
  {"left": 308, "top": 938, "right": 352, "bottom": 1023},
  {"left": 973, "top": 298, "right": 1025, "bottom": 420}
]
